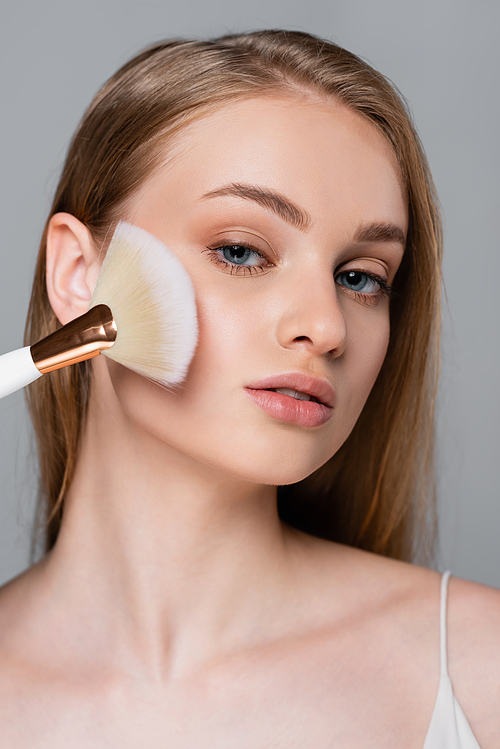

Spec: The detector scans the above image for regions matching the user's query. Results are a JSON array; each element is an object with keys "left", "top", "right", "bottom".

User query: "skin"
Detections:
[{"left": 0, "top": 95, "right": 498, "bottom": 747}]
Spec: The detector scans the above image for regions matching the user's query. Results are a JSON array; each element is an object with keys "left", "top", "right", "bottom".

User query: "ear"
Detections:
[{"left": 46, "top": 213, "right": 102, "bottom": 326}]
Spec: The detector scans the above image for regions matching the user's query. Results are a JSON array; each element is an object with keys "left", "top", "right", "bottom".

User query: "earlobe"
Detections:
[{"left": 46, "top": 213, "right": 101, "bottom": 326}]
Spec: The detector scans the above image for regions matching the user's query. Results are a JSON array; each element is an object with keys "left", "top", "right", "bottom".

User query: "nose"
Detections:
[{"left": 275, "top": 271, "right": 347, "bottom": 358}]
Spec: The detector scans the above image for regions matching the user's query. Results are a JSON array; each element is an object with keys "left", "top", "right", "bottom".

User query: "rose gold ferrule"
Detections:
[{"left": 31, "top": 304, "right": 117, "bottom": 374}]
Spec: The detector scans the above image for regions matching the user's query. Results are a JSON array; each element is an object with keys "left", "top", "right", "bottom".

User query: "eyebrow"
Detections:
[
  {"left": 201, "top": 183, "right": 406, "bottom": 248},
  {"left": 354, "top": 222, "right": 406, "bottom": 248},
  {"left": 200, "top": 183, "right": 312, "bottom": 231}
]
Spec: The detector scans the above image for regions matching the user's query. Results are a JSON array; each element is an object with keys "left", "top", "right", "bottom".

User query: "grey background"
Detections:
[{"left": 1, "top": 0, "right": 498, "bottom": 586}]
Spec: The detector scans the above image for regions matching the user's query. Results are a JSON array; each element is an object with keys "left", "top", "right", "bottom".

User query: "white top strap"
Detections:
[
  {"left": 423, "top": 570, "right": 481, "bottom": 748},
  {"left": 440, "top": 571, "right": 452, "bottom": 677}
]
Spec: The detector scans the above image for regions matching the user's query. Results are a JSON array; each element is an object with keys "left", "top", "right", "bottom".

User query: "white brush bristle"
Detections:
[{"left": 89, "top": 222, "right": 198, "bottom": 386}]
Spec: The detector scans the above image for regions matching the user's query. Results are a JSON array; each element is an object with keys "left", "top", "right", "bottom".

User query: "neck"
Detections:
[{"left": 43, "top": 368, "right": 301, "bottom": 680}]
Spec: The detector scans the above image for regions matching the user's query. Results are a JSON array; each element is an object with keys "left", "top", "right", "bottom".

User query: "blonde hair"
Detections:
[{"left": 25, "top": 30, "right": 442, "bottom": 561}]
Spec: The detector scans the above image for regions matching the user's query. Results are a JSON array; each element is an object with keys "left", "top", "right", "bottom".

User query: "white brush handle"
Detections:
[{"left": 0, "top": 346, "right": 42, "bottom": 399}]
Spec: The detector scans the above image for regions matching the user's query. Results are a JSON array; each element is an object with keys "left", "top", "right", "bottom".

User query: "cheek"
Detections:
[
  {"left": 344, "top": 309, "right": 391, "bottom": 421},
  {"left": 98, "top": 284, "right": 259, "bottom": 448},
  {"left": 359, "top": 318, "right": 390, "bottom": 388},
  {"left": 189, "top": 279, "right": 269, "bottom": 381},
  {"left": 196, "top": 297, "right": 243, "bottom": 367},
  {"left": 318, "top": 305, "right": 390, "bottom": 456}
]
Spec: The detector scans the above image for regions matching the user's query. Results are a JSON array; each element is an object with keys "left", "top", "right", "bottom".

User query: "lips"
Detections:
[
  {"left": 245, "top": 372, "right": 335, "bottom": 408},
  {"left": 245, "top": 372, "right": 335, "bottom": 428}
]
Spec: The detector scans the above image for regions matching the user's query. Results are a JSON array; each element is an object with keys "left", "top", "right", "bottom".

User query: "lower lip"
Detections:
[{"left": 245, "top": 389, "right": 333, "bottom": 428}]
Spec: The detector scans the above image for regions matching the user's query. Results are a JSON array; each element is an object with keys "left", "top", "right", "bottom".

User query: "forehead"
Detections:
[{"left": 140, "top": 95, "right": 408, "bottom": 234}]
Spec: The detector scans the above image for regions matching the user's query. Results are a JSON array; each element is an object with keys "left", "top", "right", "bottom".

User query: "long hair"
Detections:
[{"left": 25, "top": 30, "right": 442, "bottom": 561}]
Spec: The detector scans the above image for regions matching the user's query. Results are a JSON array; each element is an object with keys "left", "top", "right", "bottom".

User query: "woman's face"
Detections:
[{"left": 109, "top": 95, "right": 407, "bottom": 485}]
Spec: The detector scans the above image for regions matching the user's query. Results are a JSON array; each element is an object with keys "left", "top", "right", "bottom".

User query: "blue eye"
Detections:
[
  {"left": 336, "top": 270, "right": 380, "bottom": 294},
  {"left": 204, "top": 243, "right": 270, "bottom": 275},
  {"left": 335, "top": 270, "right": 392, "bottom": 306},
  {"left": 220, "top": 245, "right": 262, "bottom": 266}
]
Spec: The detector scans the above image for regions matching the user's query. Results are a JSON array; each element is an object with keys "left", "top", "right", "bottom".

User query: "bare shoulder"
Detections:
[
  {"left": 448, "top": 574, "right": 500, "bottom": 646},
  {"left": 290, "top": 529, "right": 443, "bottom": 609},
  {"left": 0, "top": 560, "right": 51, "bottom": 681},
  {"left": 447, "top": 575, "right": 500, "bottom": 743},
  {"left": 294, "top": 534, "right": 500, "bottom": 743},
  {"left": 288, "top": 530, "right": 448, "bottom": 663}
]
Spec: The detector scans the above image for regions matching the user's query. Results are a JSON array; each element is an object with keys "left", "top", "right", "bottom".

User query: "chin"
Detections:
[
  {"left": 198, "top": 438, "right": 337, "bottom": 488},
  {"left": 97, "top": 360, "right": 345, "bottom": 489}
]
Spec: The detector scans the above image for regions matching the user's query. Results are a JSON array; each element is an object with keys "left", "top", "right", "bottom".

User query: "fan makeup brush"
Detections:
[{"left": 0, "top": 222, "right": 198, "bottom": 399}]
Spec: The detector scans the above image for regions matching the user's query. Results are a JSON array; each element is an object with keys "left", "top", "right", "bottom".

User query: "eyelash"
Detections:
[
  {"left": 203, "top": 244, "right": 270, "bottom": 276},
  {"left": 336, "top": 270, "right": 393, "bottom": 307},
  {"left": 204, "top": 243, "right": 393, "bottom": 303}
]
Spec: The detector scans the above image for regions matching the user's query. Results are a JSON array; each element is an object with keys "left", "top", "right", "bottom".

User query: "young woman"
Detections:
[{"left": 0, "top": 30, "right": 498, "bottom": 747}]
